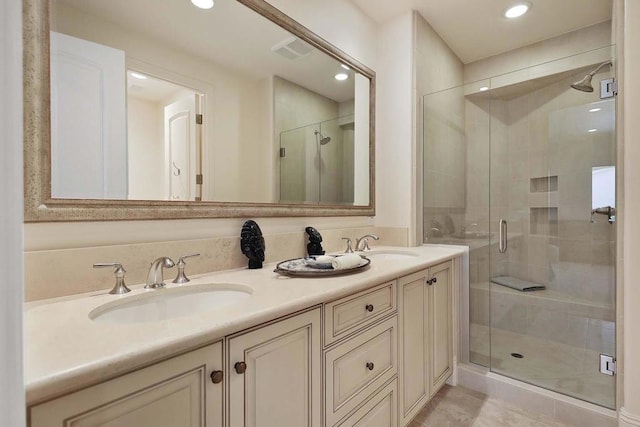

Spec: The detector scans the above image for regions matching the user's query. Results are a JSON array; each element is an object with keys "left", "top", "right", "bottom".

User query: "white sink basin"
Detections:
[
  {"left": 89, "top": 283, "right": 253, "bottom": 324},
  {"left": 360, "top": 249, "right": 420, "bottom": 261}
]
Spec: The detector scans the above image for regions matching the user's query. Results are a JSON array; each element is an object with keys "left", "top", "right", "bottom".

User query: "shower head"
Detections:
[
  {"left": 570, "top": 60, "right": 613, "bottom": 92},
  {"left": 570, "top": 74, "right": 594, "bottom": 92},
  {"left": 314, "top": 130, "right": 331, "bottom": 145}
]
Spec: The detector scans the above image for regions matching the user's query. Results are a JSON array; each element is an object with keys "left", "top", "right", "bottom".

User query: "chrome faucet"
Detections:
[
  {"left": 145, "top": 257, "right": 175, "bottom": 289},
  {"left": 355, "top": 234, "right": 379, "bottom": 251},
  {"left": 591, "top": 206, "right": 616, "bottom": 224}
]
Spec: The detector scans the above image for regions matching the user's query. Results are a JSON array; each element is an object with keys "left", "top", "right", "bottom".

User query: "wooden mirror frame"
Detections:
[{"left": 23, "top": 0, "right": 375, "bottom": 222}]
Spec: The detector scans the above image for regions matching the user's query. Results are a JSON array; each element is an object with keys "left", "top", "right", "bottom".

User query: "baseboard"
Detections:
[
  {"left": 457, "top": 363, "right": 618, "bottom": 427},
  {"left": 620, "top": 407, "right": 640, "bottom": 426}
]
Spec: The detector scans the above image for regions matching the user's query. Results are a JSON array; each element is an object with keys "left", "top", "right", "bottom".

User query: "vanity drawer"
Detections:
[
  {"left": 335, "top": 379, "right": 398, "bottom": 427},
  {"left": 325, "top": 316, "right": 398, "bottom": 426},
  {"left": 324, "top": 281, "right": 396, "bottom": 346}
]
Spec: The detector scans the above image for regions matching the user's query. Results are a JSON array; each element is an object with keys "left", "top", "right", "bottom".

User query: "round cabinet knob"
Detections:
[
  {"left": 234, "top": 361, "right": 247, "bottom": 374},
  {"left": 432, "top": 277, "right": 438, "bottom": 284},
  {"left": 366, "top": 362, "right": 375, "bottom": 371},
  {"left": 210, "top": 370, "right": 224, "bottom": 384},
  {"left": 365, "top": 304, "right": 374, "bottom": 312}
]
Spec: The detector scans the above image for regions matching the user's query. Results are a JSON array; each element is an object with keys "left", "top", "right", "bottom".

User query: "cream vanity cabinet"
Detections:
[
  {"left": 398, "top": 260, "right": 453, "bottom": 426},
  {"left": 29, "top": 342, "right": 224, "bottom": 427},
  {"left": 323, "top": 281, "right": 399, "bottom": 427},
  {"left": 227, "top": 307, "right": 322, "bottom": 427},
  {"left": 28, "top": 256, "right": 457, "bottom": 427}
]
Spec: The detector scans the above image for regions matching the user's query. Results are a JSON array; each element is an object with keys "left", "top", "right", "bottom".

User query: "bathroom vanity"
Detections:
[{"left": 25, "top": 246, "right": 464, "bottom": 427}]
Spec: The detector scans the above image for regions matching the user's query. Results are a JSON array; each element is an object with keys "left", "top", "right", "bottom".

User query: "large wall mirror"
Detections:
[{"left": 23, "top": 0, "right": 375, "bottom": 221}]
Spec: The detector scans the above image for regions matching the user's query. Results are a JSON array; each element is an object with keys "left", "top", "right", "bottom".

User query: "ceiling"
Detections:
[
  {"left": 350, "top": 0, "right": 612, "bottom": 63},
  {"left": 54, "top": 0, "right": 356, "bottom": 103}
]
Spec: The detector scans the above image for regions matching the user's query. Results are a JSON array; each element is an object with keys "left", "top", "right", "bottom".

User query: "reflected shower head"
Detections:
[
  {"left": 314, "top": 130, "right": 331, "bottom": 145},
  {"left": 571, "top": 60, "right": 613, "bottom": 92},
  {"left": 571, "top": 74, "right": 594, "bottom": 92}
]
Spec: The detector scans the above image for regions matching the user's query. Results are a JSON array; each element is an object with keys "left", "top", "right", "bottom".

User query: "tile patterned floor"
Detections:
[{"left": 408, "top": 385, "right": 571, "bottom": 427}]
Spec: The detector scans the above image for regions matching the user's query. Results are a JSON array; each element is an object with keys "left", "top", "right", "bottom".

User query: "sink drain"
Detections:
[{"left": 511, "top": 352, "right": 524, "bottom": 359}]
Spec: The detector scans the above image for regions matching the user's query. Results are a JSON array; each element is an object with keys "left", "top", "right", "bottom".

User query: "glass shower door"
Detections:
[{"left": 488, "top": 66, "right": 616, "bottom": 408}]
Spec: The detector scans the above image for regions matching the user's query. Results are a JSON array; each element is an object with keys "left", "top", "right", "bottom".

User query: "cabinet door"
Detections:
[
  {"left": 397, "top": 269, "right": 429, "bottom": 426},
  {"left": 227, "top": 308, "right": 321, "bottom": 427},
  {"left": 29, "top": 342, "right": 223, "bottom": 427},
  {"left": 429, "top": 261, "right": 453, "bottom": 395}
]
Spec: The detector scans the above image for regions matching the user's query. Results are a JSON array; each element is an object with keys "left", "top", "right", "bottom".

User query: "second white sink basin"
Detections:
[
  {"left": 361, "top": 249, "right": 420, "bottom": 261},
  {"left": 89, "top": 283, "right": 253, "bottom": 324}
]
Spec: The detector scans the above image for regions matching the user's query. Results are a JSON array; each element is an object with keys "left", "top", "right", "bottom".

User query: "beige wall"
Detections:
[
  {"left": 126, "top": 96, "right": 164, "bottom": 200},
  {"left": 375, "top": 11, "right": 414, "bottom": 236},
  {"left": 415, "top": 12, "right": 465, "bottom": 242},
  {"left": 621, "top": 0, "right": 640, "bottom": 424},
  {"left": 24, "top": 225, "right": 408, "bottom": 301}
]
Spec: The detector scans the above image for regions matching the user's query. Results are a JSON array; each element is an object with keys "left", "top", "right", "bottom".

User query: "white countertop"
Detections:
[{"left": 25, "top": 245, "right": 466, "bottom": 405}]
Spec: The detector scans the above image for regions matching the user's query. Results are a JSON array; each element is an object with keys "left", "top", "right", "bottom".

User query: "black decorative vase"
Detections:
[
  {"left": 241, "top": 220, "right": 265, "bottom": 269},
  {"left": 305, "top": 226, "right": 325, "bottom": 256}
]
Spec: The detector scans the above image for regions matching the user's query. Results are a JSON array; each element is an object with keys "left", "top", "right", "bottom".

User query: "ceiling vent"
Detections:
[{"left": 271, "top": 37, "right": 312, "bottom": 60}]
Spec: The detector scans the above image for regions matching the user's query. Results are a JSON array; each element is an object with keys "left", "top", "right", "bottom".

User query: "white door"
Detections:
[
  {"left": 164, "top": 95, "right": 197, "bottom": 200},
  {"left": 50, "top": 31, "right": 127, "bottom": 199}
]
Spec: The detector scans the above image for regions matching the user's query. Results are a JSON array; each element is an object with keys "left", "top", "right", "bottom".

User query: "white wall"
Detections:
[
  {"left": 0, "top": 0, "right": 25, "bottom": 425},
  {"left": 26, "top": 0, "right": 379, "bottom": 252}
]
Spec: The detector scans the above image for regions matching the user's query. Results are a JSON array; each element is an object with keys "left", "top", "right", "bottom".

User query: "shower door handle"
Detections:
[{"left": 499, "top": 219, "right": 507, "bottom": 253}]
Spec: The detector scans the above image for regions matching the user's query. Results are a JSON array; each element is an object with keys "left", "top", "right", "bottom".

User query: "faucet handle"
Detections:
[
  {"left": 173, "top": 253, "right": 200, "bottom": 284},
  {"left": 341, "top": 237, "right": 354, "bottom": 253},
  {"left": 93, "top": 262, "right": 131, "bottom": 295}
]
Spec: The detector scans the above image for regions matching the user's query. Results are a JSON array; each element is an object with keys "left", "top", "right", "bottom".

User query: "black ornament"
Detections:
[
  {"left": 241, "top": 220, "right": 265, "bottom": 269},
  {"left": 305, "top": 226, "right": 325, "bottom": 256}
]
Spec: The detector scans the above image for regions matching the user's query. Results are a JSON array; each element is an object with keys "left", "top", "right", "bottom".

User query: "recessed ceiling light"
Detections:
[
  {"left": 589, "top": 108, "right": 602, "bottom": 112},
  {"left": 130, "top": 72, "right": 147, "bottom": 80},
  {"left": 480, "top": 86, "right": 489, "bottom": 91},
  {"left": 334, "top": 73, "right": 349, "bottom": 81},
  {"left": 504, "top": 1, "right": 531, "bottom": 19},
  {"left": 588, "top": 129, "right": 598, "bottom": 133},
  {"left": 191, "top": 0, "right": 214, "bottom": 9}
]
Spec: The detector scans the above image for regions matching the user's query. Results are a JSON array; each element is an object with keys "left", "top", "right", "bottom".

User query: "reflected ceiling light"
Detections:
[
  {"left": 504, "top": 1, "right": 531, "bottom": 18},
  {"left": 191, "top": 0, "right": 214, "bottom": 9},
  {"left": 480, "top": 86, "right": 489, "bottom": 91},
  {"left": 341, "top": 64, "right": 350, "bottom": 70},
  {"left": 334, "top": 73, "right": 349, "bottom": 81},
  {"left": 130, "top": 72, "right": 147, "bottom": 80},
  {"left": 589, "top": 108, "right": 602, "bottom": 113},
  {"left": 588, "top": 129, "right": 598, "bottom": 133}
]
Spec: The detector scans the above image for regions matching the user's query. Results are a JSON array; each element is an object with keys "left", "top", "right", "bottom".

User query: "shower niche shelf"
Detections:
[
  {"left": 530, "top": 207, "right": 558, "bottom": 236},
  {"left": 530, "top": 176, "right": 558, "bottom": 193},
  {"left": 529, "top": 176, "right": 558, "bottom": 208}
]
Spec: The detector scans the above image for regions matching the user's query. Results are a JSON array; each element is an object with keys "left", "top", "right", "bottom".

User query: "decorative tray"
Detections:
[{"left": 273, "top": 255, "right": 371, "bottom": 277}]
